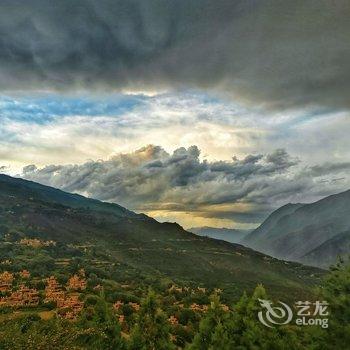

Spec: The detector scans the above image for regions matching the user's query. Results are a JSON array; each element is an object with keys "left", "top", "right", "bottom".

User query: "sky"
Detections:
[{"left": 0, "top": 0, "right": 349, "bottom": 229}]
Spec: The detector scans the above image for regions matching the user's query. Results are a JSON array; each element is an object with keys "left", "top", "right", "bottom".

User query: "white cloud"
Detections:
[
  {"left": 1, "top": 92, "right": 349, "bottom": 175},
  {"left": 20, "top": 144, "right": 350, "bottom": 228}
]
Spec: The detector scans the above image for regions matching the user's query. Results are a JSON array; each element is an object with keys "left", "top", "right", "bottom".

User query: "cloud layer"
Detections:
[
  {"left": 0, "top": 1, "right": 349, "bottom": 111},
  {"left": 1, "top": 92, "right": 349, "bottom": 176},
  {"left": 21, "top": 145, "right": 350, "bottom": 228},
  {"left": 1, "top": 2, "right": 349, "bottom": 228}
]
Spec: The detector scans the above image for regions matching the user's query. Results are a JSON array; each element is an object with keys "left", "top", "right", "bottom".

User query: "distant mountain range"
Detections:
[
  {"left": 242, "top": 189, "right": 350, "bottom": 268},
  {"left": 189, "top": 227, "right": 250, "bottom": 244},
  {"left": 0, "top": 174, "right": 323, "bottom": 301}
]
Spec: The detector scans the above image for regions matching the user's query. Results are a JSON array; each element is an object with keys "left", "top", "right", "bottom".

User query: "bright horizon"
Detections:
[
  {"left": 1, "top": 90, "right": 349, "bottom": 229},
  {"left": 1, "top": 1, "right": 349, "bottom": 229}
]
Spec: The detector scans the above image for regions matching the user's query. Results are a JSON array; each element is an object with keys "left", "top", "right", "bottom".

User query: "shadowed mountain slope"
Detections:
[
  {"left": 242, "top": 190, "right": 350, "bottom": 268},
  {"left": 0, "top": 174, "right": 324, "bottom": 301},
  {"left": 189, "top": 227, "right": 250, "bottom": 244}
]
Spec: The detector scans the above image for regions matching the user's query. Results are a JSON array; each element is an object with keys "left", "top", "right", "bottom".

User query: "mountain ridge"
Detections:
[
  {"left": 189, "top": 226, "right": 250, "bottom": 244},
  {"left": 0, "top": 174, "right": 323, "bottom": 301},
  {"left": 242, "top": 189, "right": 350, "bottom": 268},
  {"left": 0, "top": 174, "right": 149, "bottom": 220}
]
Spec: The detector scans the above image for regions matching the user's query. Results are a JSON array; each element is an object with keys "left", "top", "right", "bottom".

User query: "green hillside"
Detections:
[
  {"left": 0, "top": 174, "right": 323, "bottom": 302},
  {"left": 1, "top": 175, "right": 349, "bottom": 350}
]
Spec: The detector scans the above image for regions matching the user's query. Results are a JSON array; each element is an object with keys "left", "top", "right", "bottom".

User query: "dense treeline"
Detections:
[
  {"left": 0, "top": 260, "right": 349, "bottom": 350},
  {"left": 0, "top": 163, "right": 346, "bottom": 349}
]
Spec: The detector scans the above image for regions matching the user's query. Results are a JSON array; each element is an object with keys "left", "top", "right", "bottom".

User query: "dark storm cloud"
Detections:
[
  {"left": 21, "top": 144, "right": 349, "bottom": 224},
  {"left": 0, "top": 0, "right": 349, "bottom": 110},
  {"left": 23, "top": 144, "right": 296, "bottom": 204},
  {"left": 301, "top": 162, "right": 350, "bottom": 177}
]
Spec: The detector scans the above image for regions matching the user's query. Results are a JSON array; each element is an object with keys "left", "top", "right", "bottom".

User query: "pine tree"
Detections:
[
  {"left": 128, "top": 289, "right": 175, "bottom": 350},
  {"left": 183, "top": 284, "right": 320, "bottom": 350},
  {"left": 319, "top": 258, "right": 350, "bottom": 349},
  {"left": 227, "top": 284, "right": 301, "bottom": 350},
  {"left": 78, "top": 292, "right": 126, "bottom": 349},
  {"left": 188, "top": 293, "right": 233, "bottom": 350}
]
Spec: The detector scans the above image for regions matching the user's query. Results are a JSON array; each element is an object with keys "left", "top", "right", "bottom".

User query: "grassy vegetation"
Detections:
[
  {"left": 0, "top": 175, "right": 340, "bottom": 349},
  {"left": 0, "top": 175, "right": 324, "bottom": 303}
]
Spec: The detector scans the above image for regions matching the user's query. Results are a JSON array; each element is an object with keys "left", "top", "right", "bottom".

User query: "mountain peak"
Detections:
[
  {"left": 242, "top": 189, "right": 350, "bottom": 268},
  {"left": 0, "top": 174, "right": 323, "bottom": 301}
]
